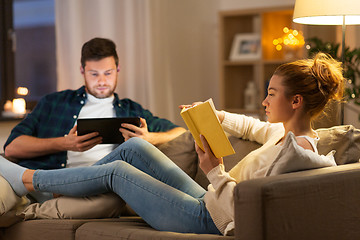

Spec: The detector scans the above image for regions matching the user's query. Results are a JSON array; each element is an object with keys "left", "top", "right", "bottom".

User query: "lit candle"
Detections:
[
  {"left": 3, "top": 100, "right": 12, "bottom": 112},
  {"left": 12, "top": 98, "right": 26, "bottom": 114}
]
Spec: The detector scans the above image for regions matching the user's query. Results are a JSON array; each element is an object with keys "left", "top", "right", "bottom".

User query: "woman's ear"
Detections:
[{"left": 292, "top": 94, "right": 303, "bottom": 109}]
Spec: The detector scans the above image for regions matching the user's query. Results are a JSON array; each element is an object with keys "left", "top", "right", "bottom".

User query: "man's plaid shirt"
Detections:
[{"left": 4, "top": 86, "right": 178, "bottom": 170}]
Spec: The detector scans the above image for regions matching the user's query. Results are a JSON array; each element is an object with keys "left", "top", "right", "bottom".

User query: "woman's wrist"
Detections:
[{"left": 217, "top": 110, "right": 225, "bottom": 123}]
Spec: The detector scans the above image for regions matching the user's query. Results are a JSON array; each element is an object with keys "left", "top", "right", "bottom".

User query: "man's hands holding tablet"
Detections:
[
  {"left": 77, "top": 117, "right": 141, "bottom": 145},
  {"left": 120, "top": 117, "right": 153, "bottom": 142},
  {"left": 65, "top": 125, "right": 102, "bottom": 152}
]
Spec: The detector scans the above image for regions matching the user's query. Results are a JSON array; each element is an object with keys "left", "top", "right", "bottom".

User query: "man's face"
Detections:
[{"left": 82, "top": 56, "right": 118, "bottom": 99}]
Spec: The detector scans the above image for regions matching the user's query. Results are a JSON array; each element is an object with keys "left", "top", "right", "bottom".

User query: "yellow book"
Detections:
[{"left": 180, "top": 99, "right": 235, "bottom": 158}]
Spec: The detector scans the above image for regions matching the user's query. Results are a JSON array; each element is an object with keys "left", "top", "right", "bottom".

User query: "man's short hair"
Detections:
[{"left": 81, "top": 38, "right": 119, "bottom": 68}]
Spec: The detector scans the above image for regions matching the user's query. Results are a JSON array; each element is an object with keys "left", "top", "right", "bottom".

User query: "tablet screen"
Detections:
[{"left": 77, "top": 117, "right": 141, "bottom": 144}]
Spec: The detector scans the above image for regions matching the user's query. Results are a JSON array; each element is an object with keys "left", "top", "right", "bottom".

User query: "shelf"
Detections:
[
  {"left": 219, "top": 7, "right": 302, "bottom": 120},
  {"left": 219, "top": 7, "right": 339, "bottom": 127},
  {"left": 223, "top": 60, "right": 261, "bottom": 66},
  {"left": 262, "top": 59, "right": 293, "bottom": 65}
]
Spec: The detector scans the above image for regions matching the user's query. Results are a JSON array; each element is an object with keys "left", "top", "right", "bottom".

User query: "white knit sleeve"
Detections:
[
  {"left": 221, "top": 111, "right": 283, "bottom": 144},
  {"left": 205, "top": 164, "right": 237, "bottom": 221}
]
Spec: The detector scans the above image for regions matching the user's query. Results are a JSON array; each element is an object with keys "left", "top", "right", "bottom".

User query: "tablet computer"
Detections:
[{"left": 77, "top": 117, "right": 141, "bottom": 144}]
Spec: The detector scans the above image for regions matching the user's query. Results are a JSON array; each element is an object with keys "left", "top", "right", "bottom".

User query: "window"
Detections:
[
  {"left": 0, "top": 0, "right": 56, "bottom": 114},
  {"left": 0, "top": 0, "right": 15, "bottom": 112}
]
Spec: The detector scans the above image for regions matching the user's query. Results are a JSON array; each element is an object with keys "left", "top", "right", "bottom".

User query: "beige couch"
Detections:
[{"left": 1, "top": 125, "right": 360, "bottom": 240}]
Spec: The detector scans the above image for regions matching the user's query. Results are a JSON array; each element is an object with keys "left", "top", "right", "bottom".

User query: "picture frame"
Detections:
[{"left": 229, "top": 34, "right": 261, "bottom": 61}]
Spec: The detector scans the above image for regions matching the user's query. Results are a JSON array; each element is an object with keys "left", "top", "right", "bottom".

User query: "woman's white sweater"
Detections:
[{"left": 203, "top": 112, "right": 285, "bottom": 235}]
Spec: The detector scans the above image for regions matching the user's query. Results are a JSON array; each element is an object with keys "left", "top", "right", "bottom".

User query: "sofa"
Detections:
[{"left": 1, "top": 125, "right": 360, "bottom": 240}]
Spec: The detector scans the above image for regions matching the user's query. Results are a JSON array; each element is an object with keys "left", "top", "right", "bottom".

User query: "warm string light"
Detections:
[
  {"left": 17, "top": 87, "right": 29, "bottom": 96},
  {"left": 273, "top": 27, "right": 305, "bottom": 51}
]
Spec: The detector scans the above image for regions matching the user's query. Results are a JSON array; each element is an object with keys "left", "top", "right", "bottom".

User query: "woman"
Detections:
[{"left": 0, "top": 53, "right": 344, "bottom": 236}]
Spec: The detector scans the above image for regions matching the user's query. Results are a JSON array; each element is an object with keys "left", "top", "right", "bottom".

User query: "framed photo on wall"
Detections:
[{"left": 229, "top": 34, "right": 261, "bottom": 61}]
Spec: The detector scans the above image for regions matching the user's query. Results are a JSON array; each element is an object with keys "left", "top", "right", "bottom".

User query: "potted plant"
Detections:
[{"left": 307, "top": 37, "right": 360, "bottom": 119}]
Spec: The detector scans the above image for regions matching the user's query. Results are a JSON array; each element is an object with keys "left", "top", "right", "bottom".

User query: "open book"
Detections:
[{"left": 180, "top": 99, "right": 235, "bottom": 158}]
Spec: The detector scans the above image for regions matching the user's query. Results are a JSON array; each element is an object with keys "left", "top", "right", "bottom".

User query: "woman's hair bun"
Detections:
[
  {"left": 310, "top": 53, "right": 343, "bottom": 102},
  {"left": 274, "top": 52, "right": 345, "bottom": 119}
]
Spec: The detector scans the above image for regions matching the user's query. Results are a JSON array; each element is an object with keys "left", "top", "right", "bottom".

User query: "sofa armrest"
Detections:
[{"left": 234, "top": 163, "right": 360, "bottom": 240}]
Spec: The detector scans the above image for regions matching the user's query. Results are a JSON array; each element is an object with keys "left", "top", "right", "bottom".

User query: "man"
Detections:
[
  {"left": 3, "top": 38, "right": 186, "bottom": 219},
  {"left": 4, "top": 37, "right": 185, "bottom": 169}
]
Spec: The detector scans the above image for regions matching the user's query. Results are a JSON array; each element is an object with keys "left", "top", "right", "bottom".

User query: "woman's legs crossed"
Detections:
[
  {"left": 95, "top": 138, "right": 205, "bottom": 198},
  {"left": 33, "top": 161, "right": 220, "bottom": 234}
]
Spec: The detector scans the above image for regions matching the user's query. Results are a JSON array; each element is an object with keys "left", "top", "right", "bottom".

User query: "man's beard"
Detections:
[{"left": 86, "top": 85, "right": 116, "bottom": 99}]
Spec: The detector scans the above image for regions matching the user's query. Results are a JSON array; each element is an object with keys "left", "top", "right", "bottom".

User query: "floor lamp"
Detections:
[{"left": 292, "top": 0, "right": 360, "bottom": 125}]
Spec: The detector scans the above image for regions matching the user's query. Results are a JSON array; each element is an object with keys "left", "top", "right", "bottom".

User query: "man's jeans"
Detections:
[{"left": 33, "top": 138, "right": 220, "bottom": 234}]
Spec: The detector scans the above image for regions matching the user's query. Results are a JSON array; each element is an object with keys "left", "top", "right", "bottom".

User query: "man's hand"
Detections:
[
  {"left": 64, "top": 125, "right": 102, "bottom": 152},
  {"left": 119, "top": 118, "right": 155, "bottom": 142},
  {"left": 195, "top": 134, "right": 223, "bottom": 175}
]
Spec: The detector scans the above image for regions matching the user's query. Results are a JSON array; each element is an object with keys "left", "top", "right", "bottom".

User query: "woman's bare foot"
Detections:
[{"left": 22, "top": 169, "right": 35, "bottom": 192}]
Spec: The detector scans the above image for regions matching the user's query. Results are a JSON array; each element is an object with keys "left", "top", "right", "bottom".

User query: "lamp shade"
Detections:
[{"left": 293, "top": 0, "right": 360, "bottom": 25}]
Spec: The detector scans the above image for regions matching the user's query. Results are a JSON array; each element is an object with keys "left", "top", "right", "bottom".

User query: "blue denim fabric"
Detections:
[{"left": 32, "top": 138, "right": 220, "bottom": 234}]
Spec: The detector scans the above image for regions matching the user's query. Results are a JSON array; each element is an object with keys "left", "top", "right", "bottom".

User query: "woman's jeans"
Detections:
[{"left": 32, "top": 138, "right": 220, "bottom": 234}]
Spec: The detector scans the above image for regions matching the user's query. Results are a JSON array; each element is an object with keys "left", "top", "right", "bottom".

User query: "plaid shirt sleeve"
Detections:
[
  {"left": 115, "top": 98, "right": 179, "bottom": 132},
  {"left": 3, "top": 88, "right": 84, "bottom": 169}
]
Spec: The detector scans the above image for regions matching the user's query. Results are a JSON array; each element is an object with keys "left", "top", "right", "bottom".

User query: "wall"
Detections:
[
  {"left": 149, "top": 0, "right": 298, "bottom": 126},
  {"left": 219, "top": 0, "right": 295, "bottom": 10},
  {"left": 149, "top": 0, "right": 220, "bottom": 126}
]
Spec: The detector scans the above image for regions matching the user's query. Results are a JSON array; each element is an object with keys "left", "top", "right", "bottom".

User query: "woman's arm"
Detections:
[
  {"left": 195, "top": 134, "right": 223, "bottom": 175},
  {"left": 221, "top": 111, "right": 284, "bottom": 144},
  {"left": 196, "top": 135, "right": 237, "bottom": 220}
]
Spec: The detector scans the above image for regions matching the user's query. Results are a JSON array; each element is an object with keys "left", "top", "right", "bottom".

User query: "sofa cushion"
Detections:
[
  {"left": 266, "top": 132, "right": 337, "bottom": 176},
  {"left": 75, "top": 217, "right": 233, "bottom": 240},
  {"left": 195, "top": 134, "right": 261, "bottom": 189},
  {"left": 0, "top": 175, "right": 29, "bottom": 227},
  {"left": 158, "top": 131, "right": 261, "bottom": 189},
  {"left": 1, "top": 218, "right": 124, "bottom": 240},
  {"left": 157, "top": 131, "right": 198, "bottom": 179},
  {"left": 316, "top": 125, "right": 360, "bottom": 164}
]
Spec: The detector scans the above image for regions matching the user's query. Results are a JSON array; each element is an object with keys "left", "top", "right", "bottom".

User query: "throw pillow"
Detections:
[
  {"left": 316, "top": 125, "right": 360, "bottom": 165},
  {"left": 266, "top": 131, "right": 337, "bottom": 176},
  {"left": 0, "top": 175, "right": 29, "bottom": 227}
]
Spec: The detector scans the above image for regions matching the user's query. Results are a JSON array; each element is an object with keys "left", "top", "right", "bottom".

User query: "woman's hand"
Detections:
[
  {"left": 179, "top": 101, "right": 225, "bottom": 123},
  {"left": 195, "top": 134, "right": 223, "bottom": 175},
  {"left": 178, "top": 101, "right": 203, "bottom": 110}
]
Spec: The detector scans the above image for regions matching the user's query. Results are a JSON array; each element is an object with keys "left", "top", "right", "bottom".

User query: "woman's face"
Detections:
[{"left": 262, "top": 75, "right": 294, "bottom": 123}]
